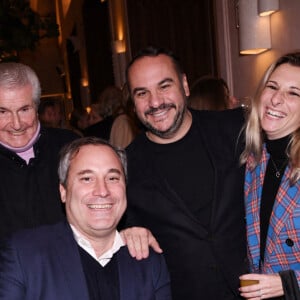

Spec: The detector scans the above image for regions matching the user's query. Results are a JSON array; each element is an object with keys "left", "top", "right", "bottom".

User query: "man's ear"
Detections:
[
  {"left": 182, "top": 74, "right": 190, "bottom": 97},
  {"left": 59, "top": 184, "right": 66, "bottom": 203}
]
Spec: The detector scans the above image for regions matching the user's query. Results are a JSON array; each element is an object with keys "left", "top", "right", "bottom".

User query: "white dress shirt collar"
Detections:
[{"left": 70, "top": 225, "right": 125, "bottom": 267}]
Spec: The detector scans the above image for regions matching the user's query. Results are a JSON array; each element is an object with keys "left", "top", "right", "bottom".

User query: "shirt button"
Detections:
[{"left": 286, "top": 238, "right": 294, "bottom": 247}]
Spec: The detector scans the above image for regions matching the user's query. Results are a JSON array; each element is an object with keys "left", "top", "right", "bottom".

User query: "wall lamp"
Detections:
[
  {"left": 237, "top": 0, "right": 279, "bottom": 55},
  {"left": 258, "top": 0, "right": 279, "bottom": 16}
]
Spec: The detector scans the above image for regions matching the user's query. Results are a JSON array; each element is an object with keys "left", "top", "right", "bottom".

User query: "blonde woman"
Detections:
[{"left": 240, "top": 52, "right": 300, "bottom": 300}]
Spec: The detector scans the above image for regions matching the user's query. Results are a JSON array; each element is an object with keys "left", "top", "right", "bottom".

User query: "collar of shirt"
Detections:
[
  {"left": 70, "top": 225, "right": 125, "bottom": 267},
  {"left": 0, "top": 122, "right": 41, "bottom": 164}
]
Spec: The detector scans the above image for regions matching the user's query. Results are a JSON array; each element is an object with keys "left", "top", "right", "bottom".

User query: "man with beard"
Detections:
[{"left": 120, "top": 47, "right": 247, "bottom": 300}]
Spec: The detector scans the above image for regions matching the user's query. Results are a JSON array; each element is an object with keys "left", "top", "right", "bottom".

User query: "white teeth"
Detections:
[
  {"left": 151, "top": 110, "right": 166, "bottom": 116},
  {"left": 10, "top": 131, "right": 25, "bottom": 136},
  {"left": 87, "top": 204, "right": 112, "bottom": 209},
  {"left": 266, "top": 109, "right": 285, "bottom": 118}
]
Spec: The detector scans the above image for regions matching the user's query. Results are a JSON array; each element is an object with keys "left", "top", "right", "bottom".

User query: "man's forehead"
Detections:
[
  {"left": 129, "top": 55, "right": 178, "bottom": 85},
  {"left": 71, "top": 145, "right": 122, "bottom": 169},
  {"left": 0, "top": 88, "right": 34, "bottom": 107}
]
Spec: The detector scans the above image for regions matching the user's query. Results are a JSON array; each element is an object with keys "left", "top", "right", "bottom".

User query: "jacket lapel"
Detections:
[
  {"left": 54, "top": 222, "right": 90, "bottom": 299},
  {"left": 245, "top": 149, "right": 268, "bottom": 271},
  {"left": 246, "top": 146, "right": 300, "bottom": 270},
  {"left": 267, "top": 168, "right": 300, "bottom": 253}
]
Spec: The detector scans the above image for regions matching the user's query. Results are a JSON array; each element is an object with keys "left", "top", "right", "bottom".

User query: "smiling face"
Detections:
[
  {"left": 127, "top": 54, "right": 191, "bottom": 143},
  {"left": 0, "top": 85, "right": 39, "bottom": 148},
  {"left": 259, "top": 63, "right": 300, "bottom": 140},
  {"left": 59, "top": 144, "right": 126, "bottom": 240}
]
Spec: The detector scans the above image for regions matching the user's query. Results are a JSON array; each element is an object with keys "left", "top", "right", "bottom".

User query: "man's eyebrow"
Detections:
[
  {"left": 18, "top": 104, "right": 33, "bottom": 110},
  {"left": 0, "top": 104, "right": 32, "bottom": 111},
  {"left": 77, "top": 169, "right": 93, "bottom": 176},
  {"left": 132, "top": 86, "right": 147, "bottom": 95},
  {"left": 132, "top": 78, "right": 175, "bottom": 95},
  {"left": 108, "top": 168, "right": 122, "bottom": 175},
  {"left": 290, "top": 86, "right": 300, "bottom": 92},
  {"left": 158, "top": 78, "right": 174, "bottom": 85},
  {"left": 77, "top": 168, "right": 122, "bottom": 176}
]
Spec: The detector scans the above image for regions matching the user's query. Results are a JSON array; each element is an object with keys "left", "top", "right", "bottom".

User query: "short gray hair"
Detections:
[
  {"left": 0, "top": 62, "right": 41, "bottom": 108},
  {"left": 58, "top": 137, "right": 127, "bottom": 187}
]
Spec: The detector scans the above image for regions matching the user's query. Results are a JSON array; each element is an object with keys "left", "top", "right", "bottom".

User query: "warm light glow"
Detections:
[
  {"left": 117, "top": 26, "right": 124, "bottom": 41},
  {"left": 240, "top": 48, "right": 269, "bottom": 55},
  {"left": 111, "top": 0, "right": 125, "bottom": 42},
  {"left": 86, "top": 106, "right": 92, "bottom": 114},
  {"left": 259, "top": 10, "right": 276, "bottom": 17},
  {"left": 30, "top": 0, "right": 38, "bottom": 12},
  {"left": 114, "top": 40, "right": 126, "bottom": 53},
  {"left": 81, "top": 78, "right": 89, "bottom": 87},
  {"left": 62, "top": 0, "right": 71, "bottom": 17}
]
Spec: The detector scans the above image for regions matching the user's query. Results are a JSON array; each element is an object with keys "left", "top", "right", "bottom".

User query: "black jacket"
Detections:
[
  {"left": 0, "top": 126, "right": 78, "bottom": 238},
  {"left": 123, "top": 108, "right": 247, "bottom": 300}
]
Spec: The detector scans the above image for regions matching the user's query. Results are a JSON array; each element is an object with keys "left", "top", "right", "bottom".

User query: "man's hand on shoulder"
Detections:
[{"left": 120, "top": 227, "right": 163, "bottom": 260}]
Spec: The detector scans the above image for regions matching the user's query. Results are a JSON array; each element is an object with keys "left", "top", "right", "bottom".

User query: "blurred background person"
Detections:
[
  {"left": 110, "top": 84, "right": 142, "bottom": 149},
  {"left": 38, "top": 97, "right": 65, "bottom": 128},
  {"left": 87, "top": 103, "right": 103, "bottom": 127},
  {"left": 188, "top": 75, "right": 237, "bottom": 111},
  {"left": 84, "top": 85, "right": 123, "bottom": 140},
  {"left": 69, "top": 107, "right": 90, "bottom": 137}
]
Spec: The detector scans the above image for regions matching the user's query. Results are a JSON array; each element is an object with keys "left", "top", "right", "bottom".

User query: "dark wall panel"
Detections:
[
  {"left": 83, "top": 0, "right": 114, "bottom": 102},
  {"left": 126, "top": 0, "right": 217, "bottom": 85}
]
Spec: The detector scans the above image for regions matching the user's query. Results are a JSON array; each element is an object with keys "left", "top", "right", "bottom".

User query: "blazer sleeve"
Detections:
[
  {"left": 118, "top": 247, "right": 172, "bottom": 300},
  {"left": 0, "top": 238, "right": 25, "bottom": 300},
  {"left": 153, "top": 252, "right": 172, "bottom": 300}
]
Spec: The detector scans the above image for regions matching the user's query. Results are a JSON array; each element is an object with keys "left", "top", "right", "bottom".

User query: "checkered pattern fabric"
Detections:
[{"left": 245, "top": 145, "right": 300, "bottom": 284}]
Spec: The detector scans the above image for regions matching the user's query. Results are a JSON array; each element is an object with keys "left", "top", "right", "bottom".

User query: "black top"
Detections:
[
  {"left": 78, "top": 246, "right": 119, "bottom": 300},
  {"left": 142, "top": 118, "right": 213, "bottom": 228},
  {"left": 260, "top": 135, "right": 290, "bottom": 262}
]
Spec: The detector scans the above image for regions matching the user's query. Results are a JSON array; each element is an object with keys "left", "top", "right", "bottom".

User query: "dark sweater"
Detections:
[
  {"left": 0, "top": 127, "right": 78, "bottom": 238},
  {"left": 78, "top": 245, "right": 119, "bottom": 300}
]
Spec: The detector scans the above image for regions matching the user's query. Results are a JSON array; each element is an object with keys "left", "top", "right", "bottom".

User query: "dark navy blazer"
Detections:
[{"left": 0, "top": 221, "right": 171, "bottom": 300}]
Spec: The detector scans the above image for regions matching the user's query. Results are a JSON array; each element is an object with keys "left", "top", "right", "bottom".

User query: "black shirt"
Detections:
[{"left": 144, "top": 118, "right": 214, "bottom": 228}]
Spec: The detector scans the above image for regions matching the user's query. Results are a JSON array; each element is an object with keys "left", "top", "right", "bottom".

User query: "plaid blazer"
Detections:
[{"left": 245, "top": 145, "right": 300, "bottom": 285}]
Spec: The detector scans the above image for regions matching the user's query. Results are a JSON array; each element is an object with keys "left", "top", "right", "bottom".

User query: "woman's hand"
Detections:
[{"left": 239, "top": 273, "right": 283, "bottom": 299}]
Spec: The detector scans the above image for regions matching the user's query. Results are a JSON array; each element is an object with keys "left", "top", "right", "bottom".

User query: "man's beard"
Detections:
[{"left": 143, "top": 102, "right": 187, "bottom": 139}]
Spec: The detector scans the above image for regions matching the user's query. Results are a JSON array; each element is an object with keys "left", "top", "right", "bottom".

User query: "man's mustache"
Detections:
[{"left": 145, "top": 103, "right": 176, "bottom": 115}]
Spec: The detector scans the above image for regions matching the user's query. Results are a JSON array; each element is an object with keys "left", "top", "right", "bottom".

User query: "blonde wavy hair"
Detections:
[{"left": 240, "top": 51, "right": 300, "bottom": 183}]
